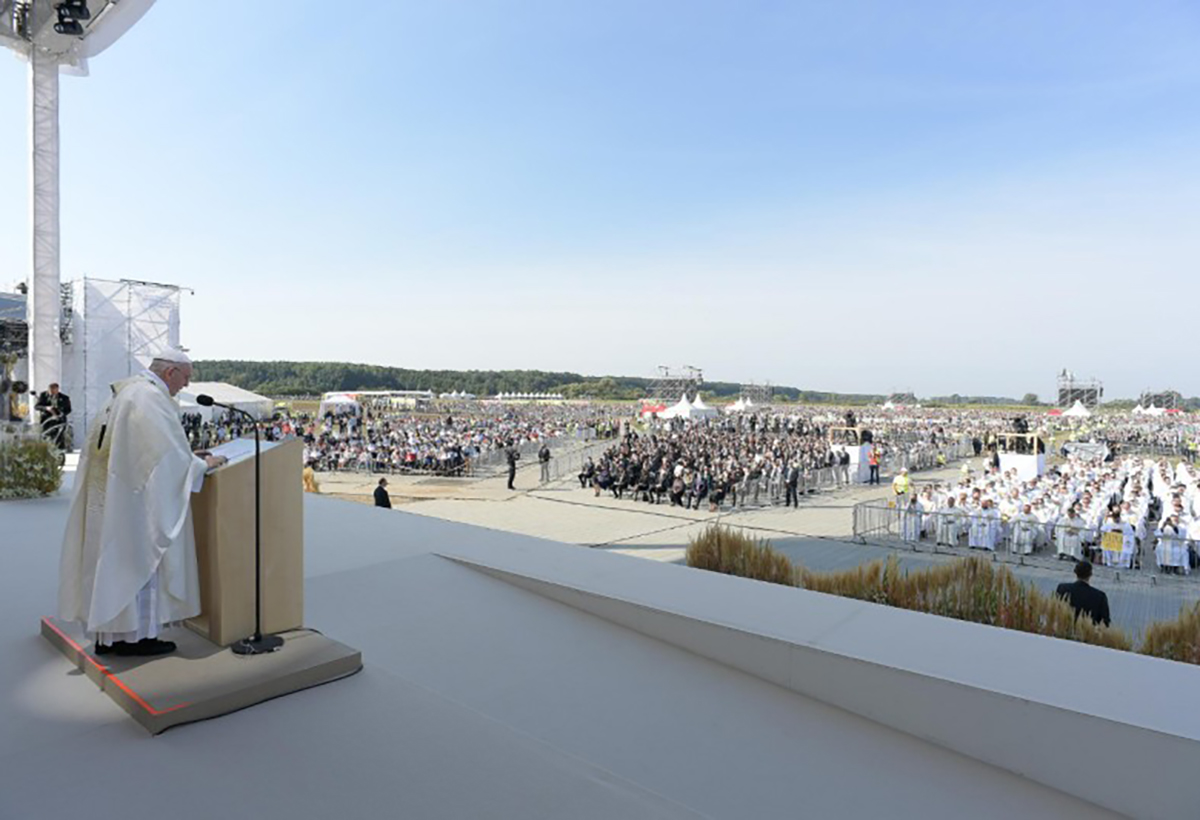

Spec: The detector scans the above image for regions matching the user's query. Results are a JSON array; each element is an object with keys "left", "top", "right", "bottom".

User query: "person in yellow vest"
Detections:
[
  {"left": 302, "top": 461, "right": 321, "bottom": 493},
  {"left": 892, "top": 467, "right": 911, "bottom": 504}
]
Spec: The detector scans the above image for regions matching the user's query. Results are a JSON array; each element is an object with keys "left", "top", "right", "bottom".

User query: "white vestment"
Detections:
[
  {"left": 58, "top": 372, "right": 207, "bottom": 639},
  {"left": 1057, "top": 516, "right": 1085, "bottom": 560},
  {"left": 1155, "top": 527, "right": 1190, "bottom": 573},
  {"left": 936, "top": 506, "right": 961, "bottom": 546},
  {"left": 969, "top": 509, "right": 1000, "bottom": 551},
  {"left": 901, "top": 503, "right": 922, "bottom": 541},
  {"left": 1011, "top": 513, "right": 1038, "bottom": 555}
]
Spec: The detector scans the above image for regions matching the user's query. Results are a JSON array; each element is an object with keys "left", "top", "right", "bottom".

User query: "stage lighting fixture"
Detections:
[{"left": 58, "top": 1, "right": 92, "bottom": 20}]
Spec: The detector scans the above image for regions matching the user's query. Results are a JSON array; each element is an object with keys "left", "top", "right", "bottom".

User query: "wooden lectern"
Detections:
[{"left": 187, "top": 438, "right": 305, "bottom": 647}]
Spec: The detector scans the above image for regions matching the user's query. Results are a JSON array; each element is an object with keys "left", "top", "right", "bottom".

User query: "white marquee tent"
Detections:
[
  {"left": 319, "top": 393, "right": 361, "bottom": 416},
  {"left": 659, "top": 394, "right": 696, "bottom": 420},
  {"left": 1062, "top": 400, "right": 1092, "bottom": 419},
  {"left": 689, "top": 394, "right": 718, "bottom": 419},
  {"left": 179, "top": 382, "right": 274, "bottom": 421}
]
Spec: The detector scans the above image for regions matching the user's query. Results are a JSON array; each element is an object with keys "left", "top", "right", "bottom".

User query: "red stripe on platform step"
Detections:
[{"left": 42, "top": 617, "right": 193, "bottom": 717}]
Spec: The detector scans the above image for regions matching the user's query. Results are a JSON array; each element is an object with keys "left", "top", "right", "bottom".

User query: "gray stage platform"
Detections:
[
  {"left": 40, "top": 617, "right": 362, "bottom": 734},
  {"left": 2, "top": 484, "right": 1161, "bottom": 819}
]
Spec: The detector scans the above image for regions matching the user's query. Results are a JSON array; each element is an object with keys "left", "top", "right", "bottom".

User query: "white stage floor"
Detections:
[{"left": 0, "top": 484, "right": 1120, "bottom": 819}]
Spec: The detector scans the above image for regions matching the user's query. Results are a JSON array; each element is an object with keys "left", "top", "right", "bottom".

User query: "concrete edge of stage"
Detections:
[
  {"left": 440, "top": 551, "right": 1200, "bottom": 820},
  {"left": 40, "top": 617, "right": 363, "bottom": 735}
]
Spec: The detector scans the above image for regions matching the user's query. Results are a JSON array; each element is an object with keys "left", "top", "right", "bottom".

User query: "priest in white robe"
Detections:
[
  {"left": 901, "top": 495, "right": 923, "bottom": 542},
  {"left": 58, "top": 349, "right": 226, "bottom": 657},
  {"left": 1011, "top": 505, "right": 1039, "bottom": 555},
  {"left": 1099, "top": 514, "right": 1137, "bottom": 570},
  {"left": 1057, "top": 508, "right": 1086, "bottom": 561},
  {"left": 968, "top": 500, "right": 1001, "bottom": 551},
  {"left": 936, "top": 497, "right": 963, "bottom": 547}
]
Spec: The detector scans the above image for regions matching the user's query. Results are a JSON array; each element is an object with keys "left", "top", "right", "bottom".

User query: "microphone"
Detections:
[
  {"left": 196, "top": 394, "right": 283, "bottom": 656},
  {"left": 196, "top": 393, "right": 236, "bottom": 412}
]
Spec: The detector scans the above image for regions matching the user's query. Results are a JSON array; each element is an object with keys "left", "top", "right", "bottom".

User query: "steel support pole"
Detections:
[{"left": 29, "top": 45, "right": 62, "bottom": 414}]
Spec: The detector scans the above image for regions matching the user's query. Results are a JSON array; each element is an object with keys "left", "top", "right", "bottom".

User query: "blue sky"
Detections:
[{"left": 2, "top": 1, "right": 1198, "bottom": 398}]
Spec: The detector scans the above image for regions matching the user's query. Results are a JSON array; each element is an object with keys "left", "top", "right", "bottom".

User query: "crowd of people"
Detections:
[
  {"left": 183, "top": 402, "right": 625, "bottom": 477},
  {"left": 180, "top": 400, "right": 1199, "bottom": 513},
  {"left": 573, "top": 409, "right": 973, "bottom": 511},
  {"left": 893, "top": 454, "right": 1200, "bottom": 574}
]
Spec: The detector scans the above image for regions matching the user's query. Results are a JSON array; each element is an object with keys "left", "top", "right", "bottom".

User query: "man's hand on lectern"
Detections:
[{"left": 205, "top": 454, "right": 228, "bottom": 470}]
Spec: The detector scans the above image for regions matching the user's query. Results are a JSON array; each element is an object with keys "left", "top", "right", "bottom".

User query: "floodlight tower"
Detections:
[{"left": 1, "top": 0, "right": 156, "bottom": 401}]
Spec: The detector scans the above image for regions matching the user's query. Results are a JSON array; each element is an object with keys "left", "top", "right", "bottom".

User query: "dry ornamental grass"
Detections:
[{"left": 687, "top": 526, "right": 1134, "bottom": 654}]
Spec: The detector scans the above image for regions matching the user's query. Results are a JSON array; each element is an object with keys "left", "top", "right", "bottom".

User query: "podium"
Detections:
[{"left": 187, "top": 438, "right": 305, "bottom": 646}]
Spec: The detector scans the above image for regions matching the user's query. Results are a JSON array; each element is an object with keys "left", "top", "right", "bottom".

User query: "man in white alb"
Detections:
[{"left": 58, "top": 348, "right": 227, "bottom": 657}]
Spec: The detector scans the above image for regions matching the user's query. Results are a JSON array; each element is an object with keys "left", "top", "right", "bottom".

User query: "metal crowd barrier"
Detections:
[{"left": 852, "top": 501, "right": 1199, "bottom": 579}]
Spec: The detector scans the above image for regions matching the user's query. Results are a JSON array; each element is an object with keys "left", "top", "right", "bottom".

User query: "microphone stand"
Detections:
[{"left": 202, "top": 398, "right": 284, "bottom": 656}]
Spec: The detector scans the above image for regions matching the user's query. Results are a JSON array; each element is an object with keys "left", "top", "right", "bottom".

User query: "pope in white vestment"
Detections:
[{"left": 58, "top": 349, "right": 225, "bottom": 654}]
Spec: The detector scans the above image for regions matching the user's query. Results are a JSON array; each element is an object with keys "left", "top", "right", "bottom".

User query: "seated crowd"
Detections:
[
  {"left": 574, "top": 411, "right": 967, "bottom": 511},
  {"left": 898, "top": 455, "right": 1200, "bottom": 573}
]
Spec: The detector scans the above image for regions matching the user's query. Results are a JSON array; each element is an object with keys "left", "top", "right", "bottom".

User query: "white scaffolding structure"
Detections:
[{"left": 60, "top": 277, "right": 182, "bottom": 446}]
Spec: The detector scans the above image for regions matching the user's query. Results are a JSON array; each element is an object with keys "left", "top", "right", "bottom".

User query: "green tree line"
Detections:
[{"left": 193, "top": 360, "right": 911, "bottom": 403}]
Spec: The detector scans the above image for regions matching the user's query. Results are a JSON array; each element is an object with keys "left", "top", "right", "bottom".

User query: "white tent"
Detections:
[
  {"left": 1062, "top": 400, "right": 1092, "bottom": 419},
  {"left": 659, "top": 394, "right": 696, "bottom": 420},
  {"left": 690, "top": 394, "right": 718, "bottom": 419},
  {"left": 179, "top": 382, "right": 274, "bottom": 421},
  {"left": 1131, "top": 405, "right": 1146, "bottom": 416},
  {"left": 725, "top": 398, "right": 747, "bottom": 414},
  {"left": 318, "top": 392, "right": 361, "bottom": 417},
  {"left": 1145, "top": 405, "right": 1166, "bottom": 417}
]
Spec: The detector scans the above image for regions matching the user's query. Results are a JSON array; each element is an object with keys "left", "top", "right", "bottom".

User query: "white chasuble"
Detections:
[{"left": 59, "top": 373, "right": 207, "bottom": 636}]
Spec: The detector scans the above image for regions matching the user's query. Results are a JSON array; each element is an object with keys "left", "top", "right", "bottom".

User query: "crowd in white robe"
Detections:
[{"left": 897, "top": 455, "right": 1200, "bottom": 573}]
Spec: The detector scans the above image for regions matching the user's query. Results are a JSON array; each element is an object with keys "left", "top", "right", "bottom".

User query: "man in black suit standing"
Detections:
[
  {"left": 505, "top": 441, "right": 520, "bottom": 491},
  {"left": 784, "top": 461, "right": 800, "bottom": 508},
  {"left": 35, "top": 382, "right": 72, "bottom": 450},
  {"left": 1055, "top": 561, "right": 1110, "bottom": 627},
  {"left": 374, "top": 477, "right": 392, "bottom": 509}
]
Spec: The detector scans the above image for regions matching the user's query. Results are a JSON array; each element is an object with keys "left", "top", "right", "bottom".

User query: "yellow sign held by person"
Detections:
[{"left": 1101, "top": 531, "right": 1124, "bottom": 553}]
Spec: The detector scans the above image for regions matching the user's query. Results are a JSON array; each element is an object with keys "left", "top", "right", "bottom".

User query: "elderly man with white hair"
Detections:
[{"left": 58, "top": 348, "right": 227, "bottom": 657}]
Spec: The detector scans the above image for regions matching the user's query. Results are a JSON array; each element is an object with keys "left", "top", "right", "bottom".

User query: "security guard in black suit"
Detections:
[{"left": 1055, "top": 561, "right": 1111, "bottom": 627}]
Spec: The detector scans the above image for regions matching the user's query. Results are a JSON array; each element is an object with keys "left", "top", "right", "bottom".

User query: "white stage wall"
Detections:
[{"left": 998, "top": 452, "right": 1046, "bottom": 481}]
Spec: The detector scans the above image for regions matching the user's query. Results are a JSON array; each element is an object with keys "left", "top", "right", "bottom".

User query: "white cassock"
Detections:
[
  {"left": 1057, "top": 516, "right": 1085, "bottom": 560},
  {"left": 936, "top": 506, "right": 961, "bottom": 546},
  {"left": 901, "top": 502, "right": 922, "bottom": 541},
  {"left": 1155, "top": 526, "right": 1190, "bottom": 573},
  {"left": 969, "top": 509, "right": 1001, "bottom": 551},
  {"left": 1011, "top": 513, "right": 1039, "bottom": 555},
  {"left": 58, "top": 372, "right": 208, "bottom": 642}
]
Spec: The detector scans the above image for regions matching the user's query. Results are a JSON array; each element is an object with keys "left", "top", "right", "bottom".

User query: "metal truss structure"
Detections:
[
  {"left": 1057, "top": 369, "right": 1103, "bottom": 409},
  {"left": 740, "top": 382, "right": 773, "bottom": 405},
  {"left": 646, "top": 365, "right": 703, "bottom": 403},
  {"left": 1138, "top": 390, "right": 1181, "bottom": 411}
]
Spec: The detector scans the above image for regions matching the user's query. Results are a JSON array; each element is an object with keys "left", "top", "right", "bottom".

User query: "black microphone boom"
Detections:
[{"left": 196, "top": 394, "right": 284, "bottom": 656}]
